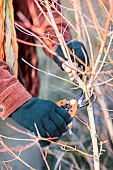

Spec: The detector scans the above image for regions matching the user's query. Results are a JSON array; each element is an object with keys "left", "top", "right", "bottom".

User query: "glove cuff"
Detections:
[{"left": 53, "top": 44, "right": 67, "bottom": 69}]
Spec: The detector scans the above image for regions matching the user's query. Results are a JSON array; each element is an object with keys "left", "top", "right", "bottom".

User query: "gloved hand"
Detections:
[
  {"left": 53, "top": 40, "right": 89, "bottom": 80},
  {"left": 10, "top": 98, "right": 73, "bottom": 147}
]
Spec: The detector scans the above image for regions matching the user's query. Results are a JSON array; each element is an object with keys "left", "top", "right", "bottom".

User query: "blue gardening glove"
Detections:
[
  {"left": 10, "top": 98, "right": 73, "bottom": 147},
  {"left": 53, "top": 40, "right": 89, "bottom": 69}
]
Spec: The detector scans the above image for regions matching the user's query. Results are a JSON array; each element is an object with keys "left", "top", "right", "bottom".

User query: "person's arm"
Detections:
[
  {"left": 13, "top": 0, "right": 89, "bottom": 79},
  {"left": 13, "top": 0, "right": 72, "bottom": 58},
  {"left": 0, "top": 60, "right": 73, "bottom": 147},
  {"left": 0, "top": 60, "right": 32, "bottom": 119},
  {"left": 28, "top": 0, "right": 89, "bottom": 74},
  {"left": 33, "top": 0, "right": 72, "bottom": 57}
]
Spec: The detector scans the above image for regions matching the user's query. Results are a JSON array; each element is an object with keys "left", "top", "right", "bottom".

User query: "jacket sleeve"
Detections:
[{"left": 0, "top": 60, "right": 32, "bottom": 120}]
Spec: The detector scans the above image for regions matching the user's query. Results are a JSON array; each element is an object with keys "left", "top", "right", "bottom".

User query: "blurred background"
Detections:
[{"left": 37, "top": 0, "right": 113, "bottom": 169}]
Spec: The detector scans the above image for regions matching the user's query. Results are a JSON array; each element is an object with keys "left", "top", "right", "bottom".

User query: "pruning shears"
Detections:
[{"left": 56, "top": 91, "right": 94, "bottom": 119}]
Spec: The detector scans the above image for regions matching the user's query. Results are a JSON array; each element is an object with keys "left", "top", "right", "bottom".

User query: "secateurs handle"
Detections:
[
  {"left": 56, "top": 99, "right": 78, "bottom": 118},
  {"left": 56, "top": 92, "right": 94, "bottom": 118}
]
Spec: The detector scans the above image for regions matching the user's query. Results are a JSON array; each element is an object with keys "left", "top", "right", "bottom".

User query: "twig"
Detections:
[
  {"left": 95, "top": 85, "right": 113, "bottom": 143},
  {"left": 85, "top": 88, "right": 100, "bottom": 170},
  {"left": 0, "top": 138, "right": 35, "bottom": 170},
  {"left": 88, "top": 2, "right": 113, "bottom": 88},
  {"left": 22, "top": 58, "right": 78, "bottom": 86},
  {"left": 73, "top": 1, "right": 100, "bottom": 169}
]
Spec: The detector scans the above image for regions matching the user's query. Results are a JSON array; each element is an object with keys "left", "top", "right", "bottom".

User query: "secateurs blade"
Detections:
[{"left": 56, "top": 91, "right": 94, "bottom": 118}]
